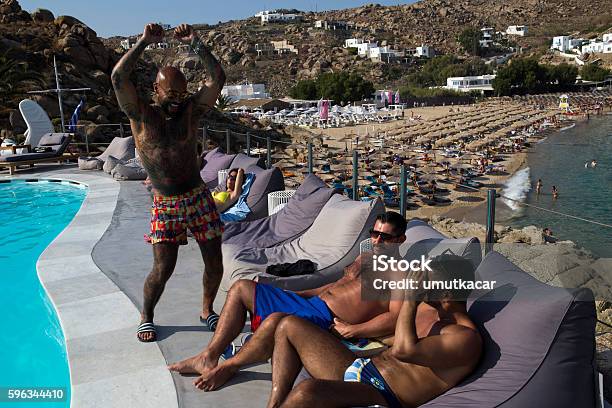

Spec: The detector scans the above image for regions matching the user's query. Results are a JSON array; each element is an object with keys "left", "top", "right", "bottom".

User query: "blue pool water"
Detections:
[{"left": 0, "top": 180, "right": 87, "bottom": 407}]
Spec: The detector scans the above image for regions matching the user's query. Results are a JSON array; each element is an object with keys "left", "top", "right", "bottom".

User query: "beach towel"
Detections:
[{"left": 220, "top": 173, "right": 255, "bottom": 222}]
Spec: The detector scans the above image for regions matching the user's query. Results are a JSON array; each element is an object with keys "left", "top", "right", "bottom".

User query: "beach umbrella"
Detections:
[
  {"left": 271, "top": 152, "right": 291, "bottom": 159},
  {"left": 420, "top": 174, "right": 439, "bottom": 182},
  {"left": 286, "top": 143, "right": 306, "bottom": 150}
]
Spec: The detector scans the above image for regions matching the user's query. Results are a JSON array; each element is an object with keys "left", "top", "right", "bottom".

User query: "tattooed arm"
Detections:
[
  {"left": 111, "top": 23, "right": 163, "bottom": 121},
  {"left": 174, "top": 24, "right": 226, "bottom": 114}
]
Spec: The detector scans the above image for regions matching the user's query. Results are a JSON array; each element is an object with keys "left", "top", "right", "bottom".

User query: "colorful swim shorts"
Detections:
[{"left": 146, "top": 184, "right": 224, "bottom": 245}]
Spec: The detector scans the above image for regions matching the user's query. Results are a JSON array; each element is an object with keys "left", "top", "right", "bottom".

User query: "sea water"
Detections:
[
  {"left": 0, "top": 180, "right": 87, "bottom": 407},
  {"left": 504, "top": 116, "right": 612, "bottom": 258}
]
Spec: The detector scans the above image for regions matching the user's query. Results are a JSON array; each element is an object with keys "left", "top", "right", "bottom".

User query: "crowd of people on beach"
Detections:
[{"left": 111, "top": 23, "right": 486, "bottom": 407}]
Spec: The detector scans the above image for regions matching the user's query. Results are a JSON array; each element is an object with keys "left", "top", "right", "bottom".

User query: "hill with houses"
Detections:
[
  {"left": 0, "top": 0, "right": 610, "bottom": 137},
  {"left": 108, "top": 0, "right": 611, "bottom": 96}
]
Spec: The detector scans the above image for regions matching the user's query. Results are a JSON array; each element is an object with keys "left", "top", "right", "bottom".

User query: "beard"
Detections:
[{"left": 160, "top": 99, "right": 186, "bottom": 117}]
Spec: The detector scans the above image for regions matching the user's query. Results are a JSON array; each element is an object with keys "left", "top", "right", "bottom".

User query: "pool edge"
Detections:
[{"left": 7, "top": 173, "right": 180, "bottom": 408}]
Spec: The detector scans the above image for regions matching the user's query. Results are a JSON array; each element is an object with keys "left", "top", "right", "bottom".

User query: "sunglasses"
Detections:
[
  {"left": 158, "top": 86, "right": 189, "bottom": 99},
  {"left": 228, "top": 175, "right": 237, "bottom": 181},
  {"left": 369, "top": 228, "right": 399, "bottom": 241}
]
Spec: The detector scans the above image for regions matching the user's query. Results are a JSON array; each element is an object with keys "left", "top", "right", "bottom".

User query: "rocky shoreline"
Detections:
[{"left": 427, "top": 215, "right": 612, "bottom": 399}]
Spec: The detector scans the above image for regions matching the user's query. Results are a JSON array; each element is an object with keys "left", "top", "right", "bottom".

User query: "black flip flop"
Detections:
[
  {"left": 137, "top": 322, "right": 157, "bottom": 342},
  {"left": 200, "top": 312, "right": 220, "bottom": 332}
]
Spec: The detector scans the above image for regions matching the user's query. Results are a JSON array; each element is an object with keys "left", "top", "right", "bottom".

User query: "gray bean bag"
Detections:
[
  {"left": 421, "top": 251, "right": 596, "bottom": 407},
  {"left": 223, "top": 174, "right": 335, "bottom": 247},
  {"left": 111, "top": 159, "right": 148, "bottom": 180},
  {"left": 230, "top": 153, "right": 266, "bottom": 172},
  {"left": 200, "top": 148, "right": 235, "bottom": 188},
  {"left": 78, "top": 156, "right": 103, "bottom": 170},
  {"left": 97, "top": 136, "right": 135, "bottom": 162},
  {"left": 221, "top": 195, "right": 385, "bottom": 291},
  {"left": 242, "top": 165, "right": 284, "bottom": 221},
  {"left": 78, "top": 136, "right": 135, "bottom": 170},
  {"left": 401, "top": 219, "right": 482, "bottom": 269}
]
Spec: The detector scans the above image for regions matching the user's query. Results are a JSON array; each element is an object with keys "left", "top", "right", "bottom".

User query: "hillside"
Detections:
[
  {"left": 1, "top": 0, "right": 611, "bottom": 139},
  {"left": 121, "top": 0, "right": 611, "bottom": 96}
]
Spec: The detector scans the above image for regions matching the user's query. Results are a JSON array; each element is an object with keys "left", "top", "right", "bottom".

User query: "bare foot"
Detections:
[
  {"left": 194, "top": 363, "right": 238, "bottom": 391},
  {"left": 137, "top": 320, "right": 156, "bottom": 342},
  {"left": 168, "top": 352, "right": 217, "bottom": 375}
]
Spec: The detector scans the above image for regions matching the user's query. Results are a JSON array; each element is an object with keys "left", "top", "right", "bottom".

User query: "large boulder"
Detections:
[
  {"left": 0, "top": 0, "right": 30, "bottom": 23},
  {"left": 31, "top": 8, "right": 54, "bottom": 22},
  {"left": 63, "top": 46, "right": 97, "bottom": 68}
]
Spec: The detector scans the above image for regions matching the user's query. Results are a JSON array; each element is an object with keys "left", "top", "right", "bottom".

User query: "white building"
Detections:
[
  {"left": 445, "top": 75, "right": 496, "bottom": 93},
  {"left": 221, "top": 83, "right": 270, "bottom": 102},
  {"left": 271, "top": 40, "right": 298, "bottom": 54},
  {"left": 145, "top": 42, "right": 169, "bottom": 50},
  {"left": 120, "top": 38, "right": 136, "bottom": 50},
  {"left": 315, "top": 20, "right": 352, "bottom": 30},
  {"left": 356, "top": 42, "right": 378, "bottom": 57},
  {"left": 551, "top": 36, "right": 572, "bottom": 52},
  {"left": 582, "top": 41, "right": 605, "bottom": 54},
  {"left": 569, "top": 38, "right": 585, "bottom": 52},
  {"left": 415, "top": 45, "right": 433, "bottom": 58},
  {"left": 506, "top": 25, "right": 528, "bottom": 36},
  {"left": 368, "top": 46, "right": 402, "bottom": 62},
  {"left": 480, "top": 27, "right": 495, "bottom": 48},
  {"left": 344, "top": 38, "right": 364, "bottom": 48},
  {"left": 257, "top": 10, "right": 302, "bottom": 25}
]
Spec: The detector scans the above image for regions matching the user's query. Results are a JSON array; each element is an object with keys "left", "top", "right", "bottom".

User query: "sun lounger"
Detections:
[
  {"left": 17, "top": 100, "right": 67, "bottom": 153},
  {"left": 0, "top": 133, "right": 71, "bottom": 174},
  {"left": 221, "top": 195, "right": 385, "bottom": 291},
  {"left": 223, "top": 174, "right": 335, "bottom": 247}
]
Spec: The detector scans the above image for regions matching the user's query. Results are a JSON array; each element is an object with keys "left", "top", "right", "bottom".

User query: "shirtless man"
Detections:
[
  {"left": 111, "top": 23, "right": 226, "bottom": 342},
  {"left": 267, "top": 255, "right": 482, "bottom": 408},
  {"left": 168, "top": 212, "right": 407, "bottom": 391}
]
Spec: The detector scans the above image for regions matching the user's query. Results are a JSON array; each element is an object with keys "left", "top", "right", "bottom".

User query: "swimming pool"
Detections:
[{"left": 0, "top": 179, "right": 87, "bottom": 407}]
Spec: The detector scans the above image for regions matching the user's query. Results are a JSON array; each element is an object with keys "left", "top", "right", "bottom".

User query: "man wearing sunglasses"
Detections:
[
  {"left": 169, "top": 212, "right": 408, "bottom": 392},
  {"left": 112, "top": 23, "right": 226, "bottom": 342}
]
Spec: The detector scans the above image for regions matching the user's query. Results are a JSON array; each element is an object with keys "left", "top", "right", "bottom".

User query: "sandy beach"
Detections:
[{"left": 284, "top": 100, "right": 560, "bottom": 222}]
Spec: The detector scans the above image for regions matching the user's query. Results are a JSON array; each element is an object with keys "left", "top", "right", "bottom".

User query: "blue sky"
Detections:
[{"left": 19, "top": 1, "right": 413, "bottom": 37}]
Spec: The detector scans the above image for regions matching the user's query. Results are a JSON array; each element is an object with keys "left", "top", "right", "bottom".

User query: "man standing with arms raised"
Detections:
[{"left": 111, "top": 23, "right": 226, "bottom": 342}]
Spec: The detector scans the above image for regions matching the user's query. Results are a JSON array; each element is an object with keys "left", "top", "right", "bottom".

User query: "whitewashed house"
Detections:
[
  {"left": 445, "top": 75, "right": 496, "bottom": 93},
  {"left": 368, "top": 46, "right": 403, "bottom": 62},
  {"left": 315, "top": 20, "right": 352, "bottom": 30},
  {"left": 415, "top": 45, "right": 434, "bottom": 58},
  {"left": 344, "top": 38, "right": 364, "bottom": 48},
  {"left": 551, "top": 36, "right": 572, "bottom": 52},
  {"left": 120, "top": 38, "right": 136, "bottom": 50},
  {"left": 257, "top": 10, "right": 302, "bottom": 25},
  {"left": 356, "top": 42, "right": 378, "bottom": 57},
  {"left": 506, "top": 25, "right": 528, "bottom": 36},
  {"left": 480, "top": 27, "right": 495, "bottom": 48},
  {"left": 222, "top": 83, "right": 270, "bottom": 102},
  {"left": 271, "top": 40, "right": 298, "bottom": 54},
  {"left": 569, "top": 38, "right": 586, "bottom": 52},
  {"left": 582, "top": 40, "right": 605, "bottom": 54}
]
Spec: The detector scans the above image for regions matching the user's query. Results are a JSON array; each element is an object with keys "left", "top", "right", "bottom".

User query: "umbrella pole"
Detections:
[{"left": 400, "top": 165, "right": 407, "bottom": 217}]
